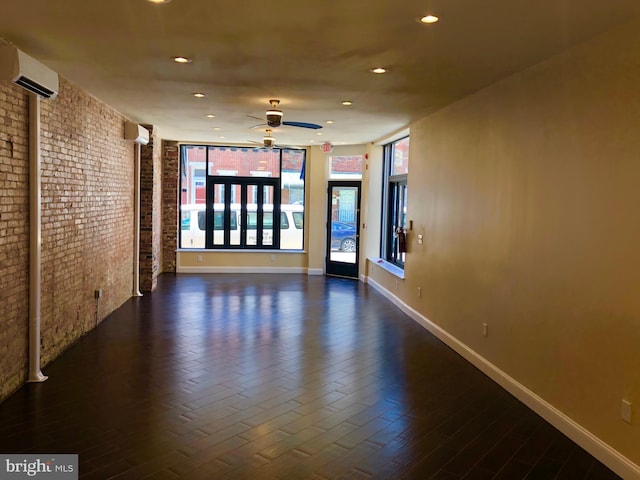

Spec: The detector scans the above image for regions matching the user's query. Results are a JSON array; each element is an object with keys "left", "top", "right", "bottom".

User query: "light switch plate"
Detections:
[{"left": 622, "top": 399, "right": 632, "bottom": 424}]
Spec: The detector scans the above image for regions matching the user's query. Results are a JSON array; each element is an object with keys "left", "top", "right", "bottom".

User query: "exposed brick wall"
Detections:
[
  {"left": 0, "top": 78, "right": 135, "bottom": 402},
  {"left": 0, "top": 83, "right": 30, "bottom": 401},
  {"left": 140, "top": 125, "right": 162, "bottom": 292},
  {"left": 39, "top": 78, "right": 134, "bottom": 363},
  {"left": 162, "top": 140, "right": 179, "bottom": 273}
]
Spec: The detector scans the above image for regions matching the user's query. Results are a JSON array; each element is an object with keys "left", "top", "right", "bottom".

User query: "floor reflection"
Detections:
[{"left": 0, "top": 273, "right": 621, "bottom": 480}]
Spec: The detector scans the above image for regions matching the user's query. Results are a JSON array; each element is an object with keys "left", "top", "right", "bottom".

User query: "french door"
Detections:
[
  {"left": 325, "top": 181, "right": 361, "bottom": 279},
  {"left": 205, "top": 177, "right": 281, "bottom": 249}
]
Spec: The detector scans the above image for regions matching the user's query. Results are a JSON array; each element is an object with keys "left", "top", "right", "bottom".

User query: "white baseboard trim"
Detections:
[
  {"left": 307, "top": 268, "right": 324, "bottom": 276},
  {"left": 366, "top": 277, "right": 640, "bottom": 480},
  {"left": 176, "top": 266, "right": 308, "bottom": 274}
]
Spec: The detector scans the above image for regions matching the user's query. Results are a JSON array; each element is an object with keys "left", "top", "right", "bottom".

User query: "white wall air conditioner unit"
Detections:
[
  {"left": 124, "top": 122, "right": 150, "bottom": 145},
  {"left": 0, "top": 45, "right": 59, "bottom": 99}
]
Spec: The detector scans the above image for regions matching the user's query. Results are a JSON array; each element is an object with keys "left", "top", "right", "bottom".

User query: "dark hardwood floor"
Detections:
[{"left": 0, "top": 274, "right": 621, "bottom": 479}]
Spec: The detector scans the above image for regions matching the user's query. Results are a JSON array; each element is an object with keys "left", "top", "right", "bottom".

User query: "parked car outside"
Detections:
[{"left": 331, "top": 221, "right": 357, "bottom": 252}]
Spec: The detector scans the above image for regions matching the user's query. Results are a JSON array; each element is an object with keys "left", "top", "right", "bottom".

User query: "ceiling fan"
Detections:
[
  {"left": 262, "top": 128, "right": 276, "bottom": 148},
  {"left": 248, "top": 99, "right": 322, "bottom": 130},
  {"left": 247, "top": 128, "right": 279, "bottom": 148}
]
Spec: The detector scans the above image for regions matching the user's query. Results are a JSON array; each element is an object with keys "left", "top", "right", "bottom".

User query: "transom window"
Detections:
[{"left": 329, "top": 155, "right": 363, "bottom": 179}]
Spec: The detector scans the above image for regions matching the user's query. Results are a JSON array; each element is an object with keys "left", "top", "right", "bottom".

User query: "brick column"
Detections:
[
  {"left": 139, "top": 125, "right": 161, "bottom": 292},
  {"left": 162, "top": 140, "right": 179, "bottom": 273}
]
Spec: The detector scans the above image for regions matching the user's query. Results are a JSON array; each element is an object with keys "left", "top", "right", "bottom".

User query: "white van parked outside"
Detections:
[{"left": 180, "top": 203, "right": 304, "bottom": 250}]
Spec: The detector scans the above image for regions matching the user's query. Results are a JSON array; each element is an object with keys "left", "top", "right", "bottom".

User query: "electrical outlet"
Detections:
[
  {"left": 196, "top": 255, "right": 203, "bottom": 263},
  {"left": 482, "top": 322, "right": 488, "bottom": 338},
  {"left": 270, "top": 254, "right": 276, "bottom": 262},
  {"left": 395, "top": 280, "right": 399, "bottom": 291},
  {"left": 418, "top": 287, "right": 422, "bottom": 298},
  {"left": 622, "top": 400, "right": 632, "bottom": 424}
]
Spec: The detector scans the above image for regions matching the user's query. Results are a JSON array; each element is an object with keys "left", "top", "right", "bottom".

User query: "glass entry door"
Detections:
[{"left": 326, "top": 181, "right": 361, "bottom": 278}]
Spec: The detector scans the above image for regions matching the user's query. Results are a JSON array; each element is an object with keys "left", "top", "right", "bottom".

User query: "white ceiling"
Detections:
[{"left": 2, "top": 0, "right": 640, "bottom": 147}]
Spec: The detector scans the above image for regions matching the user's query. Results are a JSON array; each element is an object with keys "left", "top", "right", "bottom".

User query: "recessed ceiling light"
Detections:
[
  {"left": 205, "top": 114, "right": 216, "bottom": 118},
  {"left": 213, "top": 127, "right": 221, "bottom": 131},
  {"left": 326, "top": 120, "right": 334, "bottom": 124},
  {"left": 147, "top": 0, "right": 171, "bottom": 4},
  {"left": 370, "top": 67, "right": 387, "bottom": 74},
  {"left": 419, "top": 14, "right": 439, "bottom": 24},
  {"left": 219, "top": 136, "right": 225, "bottom": 139},
  {"left": 173, "top": 56, "right": 191, "bottom": 63},
  {"left": 193, "top": 92, "right": 206, "bottom": 98},
  {"left": 342, "top": 100, "right": 353, "bottom": 106},
  {"left": 317, "top": 132, "right": 323, "bottom": 136}
]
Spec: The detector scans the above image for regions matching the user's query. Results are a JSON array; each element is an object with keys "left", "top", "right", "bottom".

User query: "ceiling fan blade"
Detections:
[
  {"left": 246, "top": 115, "right": 264, "bottom": 121},
  {"left": 247, "top": 140, "right": 299, "bottom": 149},
  {"left": 247, "top": 142, "right": 273, "bottom": 149},
  {"left": 282, "top": 121, "right": 322, "bottom": 130}
]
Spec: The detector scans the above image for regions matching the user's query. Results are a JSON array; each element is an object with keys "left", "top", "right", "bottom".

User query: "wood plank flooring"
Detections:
[{"left": 0, "top": 273, "right": 621, "bottom": 479}]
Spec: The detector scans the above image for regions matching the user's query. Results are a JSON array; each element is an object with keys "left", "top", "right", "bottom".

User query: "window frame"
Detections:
[
  {"left": 206, "top": 176, "right": 281, "bottom": 249},
  {"left": 179, "top": 145, "right": 305, "bottom": 251},
  {"left": 381, "top": 136, "right": 409, "bottom": 268}
]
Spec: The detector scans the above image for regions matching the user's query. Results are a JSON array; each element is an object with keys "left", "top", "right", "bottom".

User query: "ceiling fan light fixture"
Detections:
[
  {"left": 263, "top": 129, "right": 276, "bottom": 147},
  {"left": 266, "top": 109, "right": 283, "bottom": 127}
]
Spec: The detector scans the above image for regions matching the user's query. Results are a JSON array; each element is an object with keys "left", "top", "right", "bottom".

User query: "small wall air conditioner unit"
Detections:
[
  {"left": 0, "top": 45, "right": 59, "bottom": 99},
  {"left": 124, "top": 122, "right": 150, "bottom": 145}
]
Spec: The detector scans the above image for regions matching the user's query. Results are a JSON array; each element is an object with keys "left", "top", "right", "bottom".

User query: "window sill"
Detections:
[{"left": 369, "top": 257, "right": 405, "bottom": 279}]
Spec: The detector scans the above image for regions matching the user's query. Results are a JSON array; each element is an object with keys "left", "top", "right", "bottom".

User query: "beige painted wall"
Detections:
[
  {"left": 368, "top": 18, "right": 640, "bottom": 466},
  {"left": 308, "top": 144, "right": 370, "bottom": 273},
  {"left": 178, "top": 251, "right": 308, "bottom": 270},
  {"left": 360, "top": 143, "right": 383, "bottom": 275},
  {"left": 306, "top": 145, "right": 327, "bottom": 272}
]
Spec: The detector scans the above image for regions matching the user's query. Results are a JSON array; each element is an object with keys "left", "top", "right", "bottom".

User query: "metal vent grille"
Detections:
[{"left": 15, "top": 75, "right": 56, "bottom": 99}]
